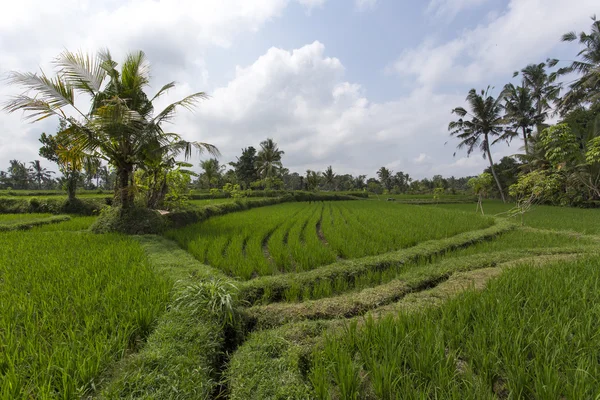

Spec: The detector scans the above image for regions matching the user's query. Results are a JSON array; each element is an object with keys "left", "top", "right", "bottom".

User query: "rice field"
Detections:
[
  {"left": 0, "top": 213, "right": 54, "bottom": 225},
  {"left": 0, "top": 230, "right": 171, "bottom": 399},
  {"left": 310, "top": 256, "right": 600, "bottom": 399},
  {"left": 167, "top": 201, "right": 494, "bottom": 279}
]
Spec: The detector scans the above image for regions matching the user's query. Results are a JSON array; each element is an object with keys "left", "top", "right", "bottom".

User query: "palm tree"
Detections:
[
  {"left": 28, "top": 160, "right": 54, "bottom": 189},
  {"left": 449, "top": 87, "right": 507, "bottom": 202},
  {"left": 377, "top": 167, "right": 392, "bottom": 191},
  {"left": 256, "top": 138, "right": 284, "bottom": 179},
  {"left": 306, "top": 170, "right": 321, "bottom": 191},
  {"left": 200, "top": 158, "right": 225, "bottom": 189},
  {"left": 515, "top": 63, "right": 560, "bottom": 128},
  {"left": 552, "top": 15, "right": 600, "bottom": 111},
  {"left": 353, "top": 175, "right": 366, "bottom": 190},
  {"left": 4, "top": 49, "right": 218, "bottom": 209},
  {"left": 7, "top": 160, "right": 30, "bottom": 189},
  {"left": 323, "top": 166, "right": 336, "bottom": 190},
  {"left": 501, "top": 84, "right": 544, "bottom": 155}
]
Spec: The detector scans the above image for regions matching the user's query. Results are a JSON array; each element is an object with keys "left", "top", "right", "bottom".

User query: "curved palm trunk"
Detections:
[{"left": 485, "top": 134, "right": 506, "bottom": 203}]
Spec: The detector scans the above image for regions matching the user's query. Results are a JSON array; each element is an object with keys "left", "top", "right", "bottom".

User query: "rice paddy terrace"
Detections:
[{"left": 1, "top": 196, "right": 600, "bottom": 399}]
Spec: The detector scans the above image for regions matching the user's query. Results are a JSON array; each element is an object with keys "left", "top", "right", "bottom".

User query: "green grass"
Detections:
[
  {"left": 189, "top": 197, "right": 268, "bottom": 207},
  {"left": 429, "top": 200, "right": 600, "bottom": 234},
  {"left": 167, "top": 201, "right": 493, "bottom": 279},
  {"left": 0, "top": 231, "right": 171, "bottom": 399},
  {"left": 29, "top": 216, "right": 98, "bottom": 231},
  {"left": 311, "top": 256, "right": 600, "bottom": 399},
  {"left": 0, "top": 213, "right": 54, "bottom": 225}
]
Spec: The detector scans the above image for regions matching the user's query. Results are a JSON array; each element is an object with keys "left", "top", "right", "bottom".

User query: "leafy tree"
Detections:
[
  {"left": 323, "top": 166, "right": 336, "bottom": 190},
  {"left": 38, "top": 121, "right": 84, "bottom": 200},
  {"left": 4, "top": 49, "right": 217, "bottom": 209},
  {"left": 28, "top": 160, "right": 54, "bottom": 189},
  {"left": 468, "top": 173, "right": 493, "bottom": 214},
  {"left": 501, "top": 84, "right": 544, "bottom": 154},
  {"left": 353, "top": 175, "right": 366, "bottom": 190},
  {"left": 230, "top": 147, "right": 258, "bottom": 189},
  {"left": 449, "top": 87, "right": 507, "bottom": 202},
  {"left": 200, "top": 158, "right": 225, "bottom": 189},
  {"left": 256, "top": 138, "right": 284, "bottom": 179},
  {"left": 366, "top": 178, "right": 383, "bottom": 195},
  {"left": 484, "top": 156, "right": 521, "bottom": 199},
  {"left": 392, "top": 171, "right": 410, "bottom": 193}
]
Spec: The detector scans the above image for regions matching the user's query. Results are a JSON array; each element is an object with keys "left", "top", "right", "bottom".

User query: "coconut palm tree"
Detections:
[
  {"left": 28, "top": 160, "right": 54, "bottom": 189},
  {"left": 200, "top": 158, "right": 225, "bottom": 189},
  {"left": 4, "top": 49, "right": 218, "bottom": 209},
  {"left": 449, "top": 87, "right": 507, "bottom": 202},
  {"left": 377, "top": 167, "right": 393, "bottom": 192},
  {"left": 501, "top": 84, "right": 544, "bottom": 155},
  {"left": 515, "top": 63, "right": 559, "bottom": 127},
  {"left": 256, "top": 138, "right": 284, "bottom": 179},
  {"left": 323, "top": 165, "right": 336, "bottom": 190},
  {"left": 551, "top": 15, "right": 600, "bottom": 111},
  {"left": 306, "top": 170, "right": 321, "bottom": 191}
]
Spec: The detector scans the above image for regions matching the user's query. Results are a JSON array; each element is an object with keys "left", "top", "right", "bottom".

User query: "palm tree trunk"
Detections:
[
  {"left": 117, "top": 165, "right": 134, "bottom": 209},
  {"left": 522, "top": 127, "right": 529, "bottom": 155},
  {"left": 485, "top": 135, "right": 506, "bottom": 203}
]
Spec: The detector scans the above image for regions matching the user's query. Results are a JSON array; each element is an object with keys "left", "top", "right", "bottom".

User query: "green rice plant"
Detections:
[
  {"left": 168, "top": 201, "right": 493, "bottom": 279},
  {"left": 0, "top": 230, "right": 171, "bottom": 399},
  {"left": 311, "top": 256, "right": 600, "bottom": 398},
  {"left": 173, "top": 279, "right": 239, "bottom": 327},
  {"left": 30, "top": 216, "right": 98, "bottom": 231}
]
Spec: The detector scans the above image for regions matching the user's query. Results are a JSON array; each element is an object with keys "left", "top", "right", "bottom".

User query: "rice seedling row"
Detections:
[{"left": 168, "top": 201, "right": 494, "bottom": 279}]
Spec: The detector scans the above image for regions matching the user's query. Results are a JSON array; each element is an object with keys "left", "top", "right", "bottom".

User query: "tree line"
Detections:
[{"left": 450, "top": 16, "right": 600, "bottom": 206}]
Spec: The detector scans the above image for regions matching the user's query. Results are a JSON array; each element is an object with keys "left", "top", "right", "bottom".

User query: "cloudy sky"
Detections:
[{"left": 0, "top": 0, "right": 597, "bottom": 178}]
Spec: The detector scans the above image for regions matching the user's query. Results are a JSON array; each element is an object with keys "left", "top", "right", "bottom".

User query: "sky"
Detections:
[{"left": 0, "top": 0, "right": 597, "bottom": 179}]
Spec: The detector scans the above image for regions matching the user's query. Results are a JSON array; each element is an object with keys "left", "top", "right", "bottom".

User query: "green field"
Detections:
[
  {"left": 2, "top": 198, "right": 600, "bottom": 399},
  {"left": 0, "top": 213, "right": 54, "bottom": 225},
  {"left": 167, "top": 201, "right": 493, "bottom": 279},
  {"left": 0, "top": 230, "right": 170, "bottom": 399}
]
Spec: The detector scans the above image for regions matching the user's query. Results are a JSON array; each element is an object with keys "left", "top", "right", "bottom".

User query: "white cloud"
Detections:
[
  {"left": 426, "top": 0, "right": 489, "bottom": 20},
  {"left": 355, "top": 0, "right": 377, "bottom": 12},
  {"left": 414, "top": 153, "right": 432, "bottom": 164},
  {"left": 392, "top": 0, "right": 598, "bottom": 88}
]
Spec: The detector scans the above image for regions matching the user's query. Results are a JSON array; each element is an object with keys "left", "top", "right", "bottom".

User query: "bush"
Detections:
[
  {"left": 90, "top": 206, "right": 167, "bottom": 234},
  {"left": 0, "top": 197, "right": 107, "bottom": 215}
]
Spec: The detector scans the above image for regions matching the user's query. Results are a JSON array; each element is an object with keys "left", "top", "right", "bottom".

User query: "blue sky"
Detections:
[{"left": 0, "top": 0, "right": 597, "bottom": 178}]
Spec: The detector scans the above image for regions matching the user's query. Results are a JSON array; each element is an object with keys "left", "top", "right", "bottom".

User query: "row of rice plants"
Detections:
[
  {"left": 321, "top": 201, "right": 494, "bottom": 259},
  {"left": 167, "top": 202, "right": 314, "bottom": 279},
  {"left": 310, "top": 256, "right": 600, "bottom": 399},
  {"left": 0, "top": 230, "right": 171, "bottom": 399}
]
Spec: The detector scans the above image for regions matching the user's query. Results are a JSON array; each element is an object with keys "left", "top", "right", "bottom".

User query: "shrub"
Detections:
[{"left": 90, "top": 206, "right": 167, "bottom": 234}]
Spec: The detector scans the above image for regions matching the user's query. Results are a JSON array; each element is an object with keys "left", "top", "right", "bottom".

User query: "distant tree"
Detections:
[
  {"left": 377, "top": 167, "right": 393, "bottom": 191},
  {"left": 484, "top": 156, "right": 521, "bottom": 199},
  {"left": 449, "top": 87, "right": 507, "bottom": 202},
  {"left": 256, "top": 138, "right": 284, "bottom": 179},
  {"left": 28, "top": 160, "right": 54, "bottom": 189},
  {"left": 306, "top": 170, "right": 321, "bottom": 191},
  {"left": 392, "top": 171, "right": 410, "bottom": 193},
  {"left": 366, "top": 178, "right": 383, "bottom": 195},
  {"left": 7, "top": 160, "right": 30, "bottom": 189},
  {"left": 230, "top": 147, "right": 259, "bottom": 189},
  {"left": 353, "top": 175, "right": 366, "bottom": 190},
  {"left": 323, "top": 166, "right": 336, "bottom": 190},
  {"left": 200, "top": 158, "right": 225, "bottom": 189}
]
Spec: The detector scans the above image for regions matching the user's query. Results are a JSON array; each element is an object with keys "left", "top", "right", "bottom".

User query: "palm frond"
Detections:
[
  {"left": 152, "top": 92, "right": 209, "bottom": 126},
  {"left": 54, "top": 50, "right": 106, "bottom": 95},
  {"left": 151, "top": 81, "right": 176, "bottom": 103}
]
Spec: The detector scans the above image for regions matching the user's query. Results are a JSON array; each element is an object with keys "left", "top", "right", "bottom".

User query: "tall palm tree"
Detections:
[
  {"left": 449, "top": 87, "right": 507, "bottom": 202},
  {"left": 515, "top": 63, "right": 560, "bottom": 128},
  {"left": 553, "top": 15, "right": 600, "bottom": 111},
  {"left": 323, "top": 165, "right": 336, "bottom": 190},
  {"left": 256, "top": 138, "right": 284, "bottom": 179},
  {"left": 28, "top": 160, "right": 54, "bottom": 189},
  {"left": 4, "top": 49, "right": 218, "bottom": 209},
  {"left": 200, "top": 158, "right": 225, "bottom": 189},
  {"left": 501, "top": 84, "right": 544, "bottom": 155},
  {"left": 306, "top": 170, "right": 321, "bottom": 191},
  {"left": 377, "top": 167, "right": 392, "bottom": 191}
]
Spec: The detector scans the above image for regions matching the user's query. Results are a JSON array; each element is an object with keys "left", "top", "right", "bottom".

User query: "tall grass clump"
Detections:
[
  {"left": 0, "top": 231, "right": 171, "bottom": 399},
  {"left": 311, "top": 256, "right": 600, "bottom": 398}
]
